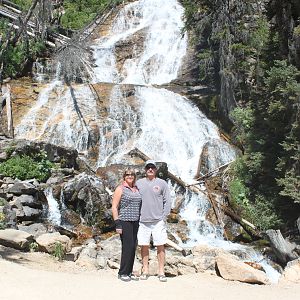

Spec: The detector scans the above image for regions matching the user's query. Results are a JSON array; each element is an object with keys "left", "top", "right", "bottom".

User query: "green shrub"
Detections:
[
  {"left": 0, "top": 151, "right": 53, "bottom": 182},
  {"left": 0, "top": 198, "right": 7, "bottom": 206},
  {"left": 52, "top": 242, "right": 65, "bottom": 261},
  {"left": 61, "top": 0, "right": 123, "bottom": 30},
  {"left": 0, "top": 212, "right": 6, "bottom": 229},
  {"left": 229, "top": 177, "right": 282, "bottom": 231},
  {"left": 29, "top": 242, "right": 39, "bottom": 252}
]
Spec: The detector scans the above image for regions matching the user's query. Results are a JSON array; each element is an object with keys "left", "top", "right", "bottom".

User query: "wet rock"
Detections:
[
  {"left": 61, "top": 209, "right": 81, "bottom": 226},
  {"left": 11, "top": 140, "right": 78, "bottom": 169},
  {"left": 53, "top": 225, "right": 77, "bottom": 239},
  {"left": 62, "top": 173, "right": 112, "bottom": 231}
]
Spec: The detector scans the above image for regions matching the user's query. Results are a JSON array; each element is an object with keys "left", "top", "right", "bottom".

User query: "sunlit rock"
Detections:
[
  {"left": 36, "top": 232, "right": 72, "bottom": 254},
  {"left": 216, "top": 253, "right": 269, "bottom": 284},
  {"left": 0, "top": 228, "right": 34, "bottom": 250}
]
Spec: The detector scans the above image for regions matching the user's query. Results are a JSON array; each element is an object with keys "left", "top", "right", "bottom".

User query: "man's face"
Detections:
[{"left": 145, "top": 164, "right": 157, "bottom": 177}]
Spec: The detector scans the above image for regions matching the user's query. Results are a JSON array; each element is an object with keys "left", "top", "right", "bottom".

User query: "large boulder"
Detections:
[
  {"left": 0, "top": 229, "right": 34, "bottom": 250},
  {"left": 62, "top": 173, "right": 113, "bottom": 231},
  {"left": 11, "top": 140, "right": 78, "bottom": 169},
  {"left": 36, "top": 232, "right": 72, "bottom": 254},
  {"left": 17, "top": 223, "right": 48, "bottom": 238},
  {"left": 280, "top": 258, "right": 300, "bottom": 284},
  {"left": 8, "top": 182, "right": 37, "bottom": 196},
  {"left": 216, "top": 253, "right": 269, "bottom": 284},
  {"left": 15, "top": 194, "right": 43, "bottom": 209}
]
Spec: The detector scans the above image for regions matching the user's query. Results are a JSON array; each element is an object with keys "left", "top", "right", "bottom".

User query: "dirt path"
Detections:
[{"left": 0, "top": 249, "right": 299, "bottom": 300}]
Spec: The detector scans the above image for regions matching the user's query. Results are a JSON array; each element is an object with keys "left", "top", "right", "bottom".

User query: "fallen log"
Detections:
[
  {"left": 129, "top": 147, "right": 188, "bottom": 188},
  {"left": 165, "top": 238, "right": 191, "bottom": 257},
  {"left": 194, "top": 160, "right": 234, "bottom": 182}
]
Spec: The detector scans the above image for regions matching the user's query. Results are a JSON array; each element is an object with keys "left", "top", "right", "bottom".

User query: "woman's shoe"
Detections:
[
  {"left": 130, "top": 274, "right": 139, "bottom": 281},
  {"left": 118, "top": 274, "right": 131, "bottom": 282}
]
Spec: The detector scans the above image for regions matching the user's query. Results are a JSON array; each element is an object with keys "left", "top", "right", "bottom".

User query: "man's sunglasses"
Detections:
[{"left": 145, "top": 165, "right": 156, "bottom": 170}]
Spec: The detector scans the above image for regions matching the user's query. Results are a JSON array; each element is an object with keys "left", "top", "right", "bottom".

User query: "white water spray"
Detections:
[{"left": 44, "top": 187, "right": 61, "bottom": 226}]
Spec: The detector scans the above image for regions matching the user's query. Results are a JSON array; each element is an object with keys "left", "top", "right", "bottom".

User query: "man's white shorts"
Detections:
[{"left": 137, "top": 220, "right": 167, "bottom": 246}]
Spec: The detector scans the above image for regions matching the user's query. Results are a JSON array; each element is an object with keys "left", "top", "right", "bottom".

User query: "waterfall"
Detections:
[
  {"left": 14, "top": 0, "right": 280, "bottom": 282},
  {"left": 90, "top": 0, "right": 280, "bottom": 282},
  {"left": 44, "top": 187, "right": 61, "bottom": 226},
  {"left": 15, "top": 66, "right": 94, "bottom": 151}
]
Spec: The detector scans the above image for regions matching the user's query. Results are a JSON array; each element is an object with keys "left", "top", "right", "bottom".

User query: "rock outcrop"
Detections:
[{"left": 0, "top": 228, "right": 34, "bottom": 250}]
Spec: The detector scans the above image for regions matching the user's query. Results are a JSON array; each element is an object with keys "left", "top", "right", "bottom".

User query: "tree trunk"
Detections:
[{"left": 265, "top": 229, "right": 299, "bottom": 266}]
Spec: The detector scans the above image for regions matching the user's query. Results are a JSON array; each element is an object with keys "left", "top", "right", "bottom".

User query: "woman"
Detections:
[{"left": 112, "top": 168, "right": 142, "bottom": 281}]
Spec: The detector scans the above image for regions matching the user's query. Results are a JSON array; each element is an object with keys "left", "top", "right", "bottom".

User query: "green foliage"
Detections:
[
  {"left": 229, "top": 177, "right": 282, "bottom": 231},
  {"left": 61, "top": 0, "right": 123, "bottom": 30},
  {"left": 10, "top": 0, "right": 31, "bottom": 9},
  {"left": 0, "top": 151, "right": 53, "bottom": 182},
  {"left": 4, "top": 143, "right": 16, "bottom": 157},
  {"left": 0, "top": 20, "right": 46, "bottom": 78},
  {"left": 230, "top": 107, "right": 255, "bottom": 145},
  {"left": 0, "top": 198, "right": 8, "bottom": 206},
  {"left": 0, "top": 212, "right": 6, "bottom": 229},
  {"left": 53, "top": 242, "right": 65, "bottom": 261},
  {"left": 294, "top": 25, "right": 300, "bottom": 37},
  {"left": 29, "top": 242, "right": 39, "bottom": 252}
]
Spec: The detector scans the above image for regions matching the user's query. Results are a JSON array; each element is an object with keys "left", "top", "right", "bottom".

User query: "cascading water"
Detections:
[
  {"left": 15, "top": 66, "right": 94, "bottom": 152},
  {"left": 90, "top": 0, "right": 280, "bottom": 282},
  {"left": 14, "top": 0, "right": 280, "bottom": 282},
  {"left": 44, "top": 187, "right": 61, "bottom": 226}
]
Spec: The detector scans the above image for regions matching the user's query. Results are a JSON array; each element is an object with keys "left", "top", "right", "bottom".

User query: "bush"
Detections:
[
  {"left": 0, "top": 212, "right": 6, "bottom": 229},
  {"left": 53, "top": 242, "right": 65, "bottom": 261},
  {"left": 29, "top": 242, "right": 39, "bottom": 253},
  {"left": 229, "top": 177, "right": 282, "bottom": 231},
  {"left": 0, "top": 151, "right": 53, "bottom": 182}
]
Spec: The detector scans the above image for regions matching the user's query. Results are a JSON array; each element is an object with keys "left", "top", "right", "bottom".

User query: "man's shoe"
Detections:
[
  {"left": 158, "top": 274, "right": 167, "bottom": 282},
  {"left": 118, "top": 274, "right": 131, "bottom": 282}
]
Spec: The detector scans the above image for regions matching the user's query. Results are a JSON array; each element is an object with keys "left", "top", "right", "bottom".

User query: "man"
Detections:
[{"left": 136, "top": 159, "right": 171, "bottom": 282}]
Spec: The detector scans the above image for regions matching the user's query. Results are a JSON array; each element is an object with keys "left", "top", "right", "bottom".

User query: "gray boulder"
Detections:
[
  {"left": 8, "top": 182, "right": 37, "bottom": 196},
  {"left": 17, "top": 223, "right": 48, "bottom": 238},
  {"left": 0, "top": 228, "right": 34, "bottom": 250}
]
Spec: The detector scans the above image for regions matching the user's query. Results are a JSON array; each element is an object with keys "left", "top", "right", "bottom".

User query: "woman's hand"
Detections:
[{"left": 115, "top": 219, "right": 122, "bottom": 234}]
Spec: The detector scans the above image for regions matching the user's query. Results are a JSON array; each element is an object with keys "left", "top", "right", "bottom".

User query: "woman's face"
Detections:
[{"left": 124, "top": 172, "right": 135, "bottom": 185}]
